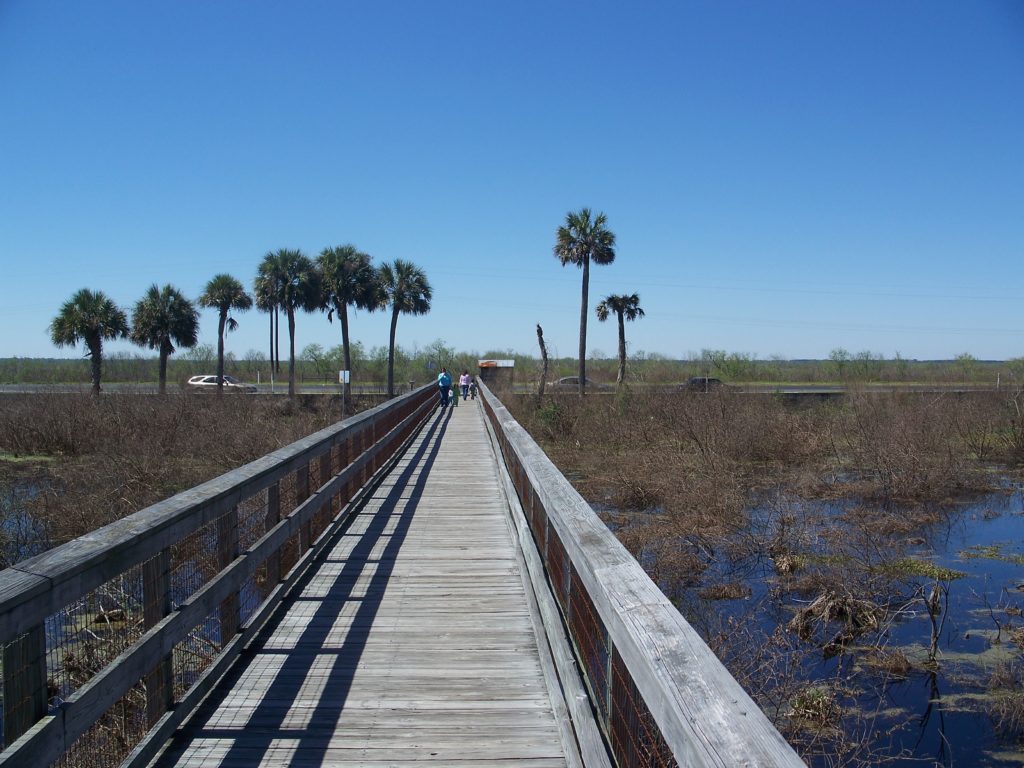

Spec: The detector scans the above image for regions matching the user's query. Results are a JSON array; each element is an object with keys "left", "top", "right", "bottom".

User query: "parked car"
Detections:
[
  {"left": 548, "top": 376, "right": 609, "bottom": 391},
  {"left": 187, "top": 375, "right": 257, "bottom": 393},
  {"left": 677, "top": 376, "right": 725, "bottom": 393}
]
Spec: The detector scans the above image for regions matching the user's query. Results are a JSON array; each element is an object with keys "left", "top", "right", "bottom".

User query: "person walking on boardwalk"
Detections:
[
  {"left": 437, "top": 367, "right": 452, "bottom": 408},
  {"left": 459, "top": 370, "right": 470, "bottom": 401},
  {"left": 452, "top": 381, "right": 460, "bottom": 407}
]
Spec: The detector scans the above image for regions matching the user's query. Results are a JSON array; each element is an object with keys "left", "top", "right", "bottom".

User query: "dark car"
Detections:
[{"left": 678, "top": 376, "right": 724, "bottom": 393}]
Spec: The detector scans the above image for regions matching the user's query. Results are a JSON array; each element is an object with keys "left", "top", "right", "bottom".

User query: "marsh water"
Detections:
[
  {"left": 643, "top": 486, "right": 1024, "bottom": 766},
  {"left": 0, "top": 479, "right": 49, "bottom": 566}
]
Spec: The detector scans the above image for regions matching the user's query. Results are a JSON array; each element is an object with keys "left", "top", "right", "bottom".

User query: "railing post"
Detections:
[
  {"left": 143, "top": 548, "right": 173, "bottom": 726},
  {"left": 296, "top": 463, "right": 311, "bottom": 553},
  {"left": 319, "top": 452, "right": 332, "bottom": 518},
  {"left": 340, "top": 438, "right": 351, "bottom": 503},
  {"left": 265, "top": 482, "right": 281, "bottom": 587},
  {"left": 2, "top": 624, "right": 47, "bottom": 745},
  {"left": 217, "top": 505, "right": 240, "bottom": 644},
  {"left": 370, "top": 421, "right": 378, "bottom": 472}
]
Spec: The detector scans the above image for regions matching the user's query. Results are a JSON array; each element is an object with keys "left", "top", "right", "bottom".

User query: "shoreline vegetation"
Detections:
[{"left": 2, "top": 351, "right": 1023, "bottom": 389}]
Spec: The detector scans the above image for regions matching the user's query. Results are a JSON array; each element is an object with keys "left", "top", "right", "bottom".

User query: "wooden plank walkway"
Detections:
[{"left": 149, "top": 399, "right": 571, "bottom": 768}]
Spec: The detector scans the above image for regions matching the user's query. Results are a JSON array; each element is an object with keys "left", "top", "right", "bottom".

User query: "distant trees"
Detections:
[
  {"left": 554, "top": 208, "right": 616, "bottom": 396},
  {"left": 317, "top": 244, "right": 382, "bottom": 406},
  {"left": 595, "top": 293, "right": 644, "bottom": 387},
  {"left": 49, "top": 288, "right": 129, "bottom": 393},
  {"left": 198, "top": 274, "right": 252, "bottom": 394},
  {"left": 378, "top": 260, "right": 432, "bottom": 397},
  {"left": 130, "top": 284, "right": 199, "bottom": 393},
  {"left": 46, "top": 244, "right": 437, "bottom": 398}
]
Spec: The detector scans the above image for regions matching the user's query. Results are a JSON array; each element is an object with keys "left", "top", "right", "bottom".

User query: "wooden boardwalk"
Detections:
[{"left": 150, "top": 399, "right": 572, "bottom": 768}]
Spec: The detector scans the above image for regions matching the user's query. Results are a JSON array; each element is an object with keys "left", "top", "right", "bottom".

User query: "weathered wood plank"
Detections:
[{"left": 148, "top": 402, "right": 570, "bottom": 767}]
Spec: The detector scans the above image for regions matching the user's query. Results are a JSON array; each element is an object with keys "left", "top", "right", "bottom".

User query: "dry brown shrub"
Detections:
[
  {"left": 837, "top": 392, "right": 983, "bottom": 500},
  {"left": 788, "top": 591, "right": 884, "bottom": 654},
  {"left": 863, "top": 647, "right": 912, "bottom": 678},
  {"left": 1010, "top": 627, "right": 1024, "bottom": 650},
  {"left": 0, "top": 393, "right": 346, "bottom": 554},
  {"left": 698, "top": 582, "right": 750, "bottom": 600},
  {"left": 988, "top": 662, "right": 1024, "bottom": 739}
]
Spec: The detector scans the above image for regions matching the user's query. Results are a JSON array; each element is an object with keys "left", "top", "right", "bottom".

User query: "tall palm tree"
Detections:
[
  {"left": 596, "top": 293, "right": 645, "bottom": 387},
  {"left": 317, "top": 244, "right": 382, "bottom": 406},
  {"left": 198, "top": 274, "right": 252, "bottom": 394},
  {"left": 255, "top": 252, "right": 286, "bottom": 377},
  {"left": 256, "top": 249, "right": 321, "bottom": 397},
  {"left": 378, "top": 260, "right": 432, "bottom": 397},
  {"left": 130, "top": 284, "right": 200, "bottom": 394},
  {"left": 554, "top": 208, "right": 616, "bottom": 396},
  {"left": 49, "top": 288, "right": 129, "bottom": 394}
]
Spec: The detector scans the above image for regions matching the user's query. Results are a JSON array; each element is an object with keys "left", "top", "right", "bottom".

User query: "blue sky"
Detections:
[{"left": 2, "top": 1, "right": 1022, "bottom": 363}]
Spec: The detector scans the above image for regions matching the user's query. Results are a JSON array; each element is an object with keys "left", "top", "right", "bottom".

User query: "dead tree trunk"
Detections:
[{"left": 537, "top": 324, "right": 549, "bottom": 399}]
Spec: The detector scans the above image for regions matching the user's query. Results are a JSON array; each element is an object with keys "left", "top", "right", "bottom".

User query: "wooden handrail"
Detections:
[{"left": 477, "top": 381, "right": 804, "bottom": 767}]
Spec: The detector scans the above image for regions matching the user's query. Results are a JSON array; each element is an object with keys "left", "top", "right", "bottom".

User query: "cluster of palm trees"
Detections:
[
  {"left": 51, "top": 211, "right": 638, "bottom": 400},
  {"left": 554, "top": 208, "right": 644, "bottom": 393},
  {"left": 49, "top": 248, "right": 432, "bottom": 398}
]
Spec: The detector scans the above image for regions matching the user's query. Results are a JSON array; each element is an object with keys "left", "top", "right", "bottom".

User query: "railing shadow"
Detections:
[{"left": 152, "top": 406, "right": 453, "bottom": 766}]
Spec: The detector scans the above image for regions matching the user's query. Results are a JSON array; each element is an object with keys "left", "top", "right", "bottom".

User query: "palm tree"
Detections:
[
  {"left": 130, "top": 284, "right": 199, "bottom": 394},
  {"left": 317, "top": 244, "right": 382, "bottom": 407},
  {"left": 49, "top": 288, "right": 129, "bottom": 393},
  {"left": 596, "top": 293, "right": 645, "bottom": 387},
  {"left": 256, "top": 249, "right": 321, "bottom": 397},
  {"left": 554, "top": 208, "right": 616, "bottom": 396},
  {"left": 255, "top": 251, "right": 286, "bottom": 377},
  {"left": 198, "top": 274, "right": 252, "bottom": 394},
  {"left": 378, "top": 260, "right": 432, "bottom": 397}
]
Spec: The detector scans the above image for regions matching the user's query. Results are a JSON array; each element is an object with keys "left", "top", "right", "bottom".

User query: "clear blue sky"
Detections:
[{"left": 2, "top": 1, "right": 1022, "bottom": 363}]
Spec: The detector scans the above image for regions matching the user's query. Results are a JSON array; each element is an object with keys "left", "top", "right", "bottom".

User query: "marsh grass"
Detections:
[
  {"left": 509, "top": 387, "right": 1024, "bottom": 763},
  {"left": 0, "top": 393, "right": 348, "bottom": 564}
]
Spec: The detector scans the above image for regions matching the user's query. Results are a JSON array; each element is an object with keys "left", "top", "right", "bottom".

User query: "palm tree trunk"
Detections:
[
  {"left": 158, "top": 345, "right": 170, "bottom": 395},
  {"left": 89, "top": 338, "right": 103, "bottom": 394},
  {"left": 216, "top": 312, "right": 226, "bottom": 395},
  {"left": 268, "top": 311, "right": 274, "bottom": 381},
  {"left": 387, "top": 307, "right": 399, "bottom": 398},
  {"left": 274, "top": 307, "right": 281, "bottom": 375},
  {"left": 617, "top": 311, "right": 626, "bottom": 386},
  {"left": 341, "top": 305, "right": 352, "bottom": 407},
  {"left": 287, "top": 308, "right": 296, "bottom": 398},
  {"left": 578, "top": 256, "right": 590, "bottom": 397}
]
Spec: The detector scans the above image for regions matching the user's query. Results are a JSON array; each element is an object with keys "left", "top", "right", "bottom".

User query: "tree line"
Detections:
[
  {"left": 47, "top": 207, "right": 648, "bottom": 400},
  {"left": 49, "top": 247, "right": 431, "bottom": 401}
]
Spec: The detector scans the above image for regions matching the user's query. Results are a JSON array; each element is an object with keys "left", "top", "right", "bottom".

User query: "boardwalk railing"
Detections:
[
  {"left": 0, "top": 385, "right": 436, "bottom": 768},
  {"left": 478, "top": 381, "right": 804, "bottom": 767}
]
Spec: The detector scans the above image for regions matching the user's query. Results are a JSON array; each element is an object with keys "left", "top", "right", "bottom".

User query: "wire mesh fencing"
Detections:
[{"left": 0, "top": 386, "right": 437, "bottom": 767}]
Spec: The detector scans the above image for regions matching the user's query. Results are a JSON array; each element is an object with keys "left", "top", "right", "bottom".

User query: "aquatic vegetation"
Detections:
[
  {"left": 789, "top": 685, "right": 840, "bottom": 727},
  {"left": 874, "top": 557, "right": 967, "bottom": 581},
  {"left": 961, "top": 543, "right": 1024, "bottom": 566}
]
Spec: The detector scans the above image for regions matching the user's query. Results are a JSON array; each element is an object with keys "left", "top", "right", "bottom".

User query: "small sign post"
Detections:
[{"left": 339, "top": 371, "right": 350, "bottom": 418}]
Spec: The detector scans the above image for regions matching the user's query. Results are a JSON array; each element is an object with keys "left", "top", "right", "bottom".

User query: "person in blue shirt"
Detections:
[{"left": 437, "top": 367, "right": 452, "bottom": 408}]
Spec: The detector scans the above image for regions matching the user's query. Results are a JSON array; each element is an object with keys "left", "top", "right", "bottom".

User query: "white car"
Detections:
[
  {"left": 187, "top": 375, "right": 257, "bottom": 393},
  {"left": 548, "top": 376, "right": 610, "bottom": 391}
]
